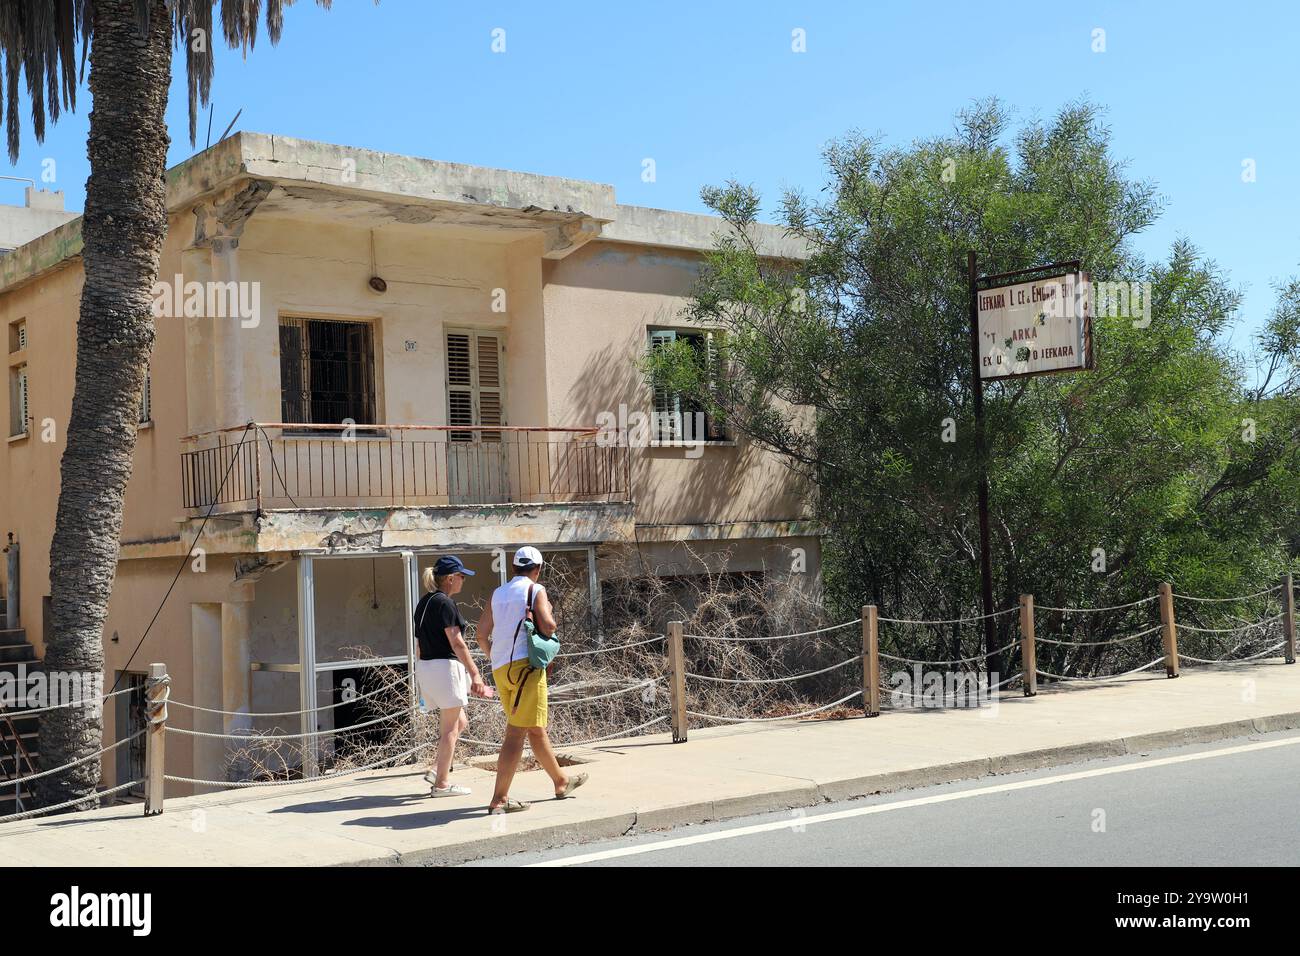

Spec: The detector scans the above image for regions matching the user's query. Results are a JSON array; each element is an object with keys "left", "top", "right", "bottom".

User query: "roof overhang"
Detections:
[
  {"left": 171, "top": 132, "right": 616, "bottom": 257},
  {"left": 0, "top": 131, "right": 805, "bottom": 296}
]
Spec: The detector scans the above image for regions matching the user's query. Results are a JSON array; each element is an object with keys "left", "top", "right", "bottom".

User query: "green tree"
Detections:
[
  {"left": 0, "top": 0, "right": 335, "bottom": 810},
  {"left": 649, "top": 100, "right": 1300, "bottom": 674}
]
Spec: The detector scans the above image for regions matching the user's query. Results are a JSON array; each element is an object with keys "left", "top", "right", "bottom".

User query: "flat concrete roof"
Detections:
[{"left": 0, "top": 131, "right": 803, "bottom": 295}]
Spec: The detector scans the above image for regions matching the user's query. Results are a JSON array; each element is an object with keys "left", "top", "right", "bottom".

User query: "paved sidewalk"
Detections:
[{"left": 3, "top": 661, "right": 1299, "bottom": 866}]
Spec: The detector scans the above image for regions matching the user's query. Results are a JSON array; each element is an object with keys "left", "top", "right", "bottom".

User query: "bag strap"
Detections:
[
  {"left": 508, "top": 659, "right": 535, "bottom": 716},
  {"left": 414, "top": 593, "right": 432, "bottom": 658}
]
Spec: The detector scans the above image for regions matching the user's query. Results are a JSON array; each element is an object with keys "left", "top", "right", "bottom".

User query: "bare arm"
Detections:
[
  {"left": 476, "top": 604, "right": 494, "bottom": 659},
  {"left": 445, "top": 627, "right": 479, "bottom": 681},
  {"left": 445, "top": 626, "right": 487, "bottom": 696},
  {"left": 533, "top": 588, "right": 557, "bottom": 636}
]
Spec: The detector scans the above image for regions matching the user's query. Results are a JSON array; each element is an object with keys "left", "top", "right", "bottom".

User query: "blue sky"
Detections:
[{"left": 6, "top": 0, "right": 1293, "bottom": 352}]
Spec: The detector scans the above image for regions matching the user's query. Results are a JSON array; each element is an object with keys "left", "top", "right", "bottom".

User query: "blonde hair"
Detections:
[{"left": 422, "top": 566, "right": 454, "bottom": 593}]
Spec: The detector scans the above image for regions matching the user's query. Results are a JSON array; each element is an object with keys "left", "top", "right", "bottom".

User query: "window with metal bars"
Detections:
[
  {"left": 139, "top": 373, "right": 151, "bottom": 424},
  {"left": 279, "top": 316, "right": 376, "bottom": 428},
  {"left": 446, "top": 329, "right": 504, "bottom": 441},
  {"left": 8, "top": 363, "right": 27, "bottom": 437}
]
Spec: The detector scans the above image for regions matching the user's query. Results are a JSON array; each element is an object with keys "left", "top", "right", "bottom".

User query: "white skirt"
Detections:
[{"left": 415, "top": 658, "right": 470, "bottom": 710}]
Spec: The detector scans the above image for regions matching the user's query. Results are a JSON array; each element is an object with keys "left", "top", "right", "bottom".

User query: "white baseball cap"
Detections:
[{"left": 513, "top": 546, "right": 544, "bottom": 569}]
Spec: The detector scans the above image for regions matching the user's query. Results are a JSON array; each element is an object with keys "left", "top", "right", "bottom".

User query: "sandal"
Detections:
[
  {"left": 488, "top": 799, "right": 529, "bottom": 815},
  {"left": 555, "top": 772, "right": 588, "bottom": 799}
]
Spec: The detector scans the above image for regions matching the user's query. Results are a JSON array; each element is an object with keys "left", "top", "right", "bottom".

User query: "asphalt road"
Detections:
[{"left": 464, "top": 729, "right": 1300, "bottom": 866}]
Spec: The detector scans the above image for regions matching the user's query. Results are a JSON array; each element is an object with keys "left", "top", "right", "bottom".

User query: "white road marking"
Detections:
[{"left": 528, "top": 734, "right": 1300, "bottom": 866}]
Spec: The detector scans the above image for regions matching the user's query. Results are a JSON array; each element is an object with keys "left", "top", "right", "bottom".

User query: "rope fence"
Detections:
[
  {"left": 878, "top": 638, "right": 1019, "bottom": 667},
  {"left": 0, "top": 779, "right": 142, "bottom": 826},
  {"left": 4, "top": 575, "right": 1294, "bottom": 821},
  {"left": 2, "top": 683, "right": 136, "bottom": 720}
]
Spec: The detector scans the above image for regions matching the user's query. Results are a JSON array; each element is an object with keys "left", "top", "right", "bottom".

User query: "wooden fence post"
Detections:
[
  {"left": 1158, "top": 583, "right": 1180, "bottom": 678},
  {"left": 1283, "top": 573, "right": 1296, "bottom": 665},
  {"left": 1019, "top": 594, "right": 1037, "bottom": 697},
  {"left": 862, "top": 606, "right": 881, "bottom": 717},
  {"left": 667, "top": 621, "right": 687, "bottom": 743},
  {"left": 144, "top": 662, "right": 169, "bottom": 816}
]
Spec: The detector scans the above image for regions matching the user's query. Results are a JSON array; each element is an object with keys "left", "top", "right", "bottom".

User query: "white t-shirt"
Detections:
[{"left": 490, "top": 575, "right": 547, "bottom": 672}]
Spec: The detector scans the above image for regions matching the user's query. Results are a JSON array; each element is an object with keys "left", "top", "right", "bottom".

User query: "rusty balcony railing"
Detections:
[{"left": 179, "top": 423, "right": 630, "bottom": 512}]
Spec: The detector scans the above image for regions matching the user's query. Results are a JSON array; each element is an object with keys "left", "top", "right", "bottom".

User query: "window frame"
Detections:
[
  {"left": 444, "top": 327, "right": 506, "bottom": 442},
  {"left": 647, "top": 326, "right": 729, "bottom": 446},
  {"left": 138, "top": 371, "right": 152, "bottom": 426},
  {"left": 278, "top": 314, "right": 379, "bottom": 434},
  {"left": 8, "top": 362, "right": 28, "bottom": 439}
]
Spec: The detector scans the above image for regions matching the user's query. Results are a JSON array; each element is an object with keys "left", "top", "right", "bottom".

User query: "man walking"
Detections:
[{"left": 476, "top": 547, "right": 587, "bottom": 814}]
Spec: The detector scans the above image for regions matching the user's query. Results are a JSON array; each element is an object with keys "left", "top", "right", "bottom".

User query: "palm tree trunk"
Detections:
[{"left": 36, "top": 0, "right": 172, "bottom": 810}]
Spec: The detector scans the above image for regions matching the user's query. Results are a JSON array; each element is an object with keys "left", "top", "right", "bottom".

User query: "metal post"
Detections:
[
  {"left": 586, "top": 545, "right": 603, "bottom": 643},
  {"left": 1158, "top": 582, "right": 1180, "bottom": 678},
  {"left": 401, "top": 551, "right": 418, "bottom": 734},
  {"left": 1019, "top": 594, "right": 1037, "bottom": 697},
  {"left": 667, "top": 621, "right": 687, "bottom": 743},
  {"left": 143, "top": 663, "right": 169, "bottom": 816},
  {"left": 1283, "top": 573, "right": 1296, "bottom": 665},
  {"left": 297, "top": 555, "right": 318, "bottom": 778},
  {"left": 967, "top": 252, "right": 999, "bottom": 677},
  {"left": 4, "top": 535, "right": 18, "bottom": 630},
  {"left": 253, "top": 424, "right": 263, "bottom": 513},
  {"left": 862, "top": 605, "right": 881, "bottom": 717}
]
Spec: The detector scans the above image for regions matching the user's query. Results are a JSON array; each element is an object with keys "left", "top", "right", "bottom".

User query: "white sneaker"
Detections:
[
  {"left": 423, "top": 771, "right": 438, "bottom": 786},
  {"left": 430, "top": 784, "right": 472, "bottom": 798}
]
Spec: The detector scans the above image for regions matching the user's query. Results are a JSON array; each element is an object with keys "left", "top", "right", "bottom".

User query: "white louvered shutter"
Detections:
[
  {"left": 447, "top": 331, "right": 474, "bottom": 441},
  {"left": 11, "top": 364, "right": 28, "bottom": 436},
  {"left": 476, "top": 333, "right": 503, "bottom": 442},
  {"left": 704, "top": 330, "right": 726, "bottom": 440},
  {"left": 139, "top": 373, "right": 152, "bottom": 424},
  {"left": 649, "top": 329, "right": 680, "bottom": 441},
  {"left": 446, "top": 330, "right": 505, "bottom": 441}
]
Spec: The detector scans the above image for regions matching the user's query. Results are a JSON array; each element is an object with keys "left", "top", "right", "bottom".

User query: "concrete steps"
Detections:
[
  {"left": 0, "top": 627, "right": 42, "bottom": 817},
  {"left": 0, "top": 643, "right": 36, "bottom": 664}
]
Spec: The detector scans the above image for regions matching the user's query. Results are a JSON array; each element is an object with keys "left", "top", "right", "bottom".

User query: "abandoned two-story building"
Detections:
[{"left": 0, "top": 133, "right": 819, "bottom": 799}]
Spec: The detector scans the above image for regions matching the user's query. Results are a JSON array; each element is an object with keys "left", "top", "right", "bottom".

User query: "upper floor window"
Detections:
[
  {"left": 139, "top": 373, "right": 151, "bottom": 425},
  {"left": 446, "top": 329, "right": 504, "bottom": 441},
  {"left": 648, "top": 328, "right": 727, "bottom": 443},
  {"left": 8, "top": 362, "right": 27, "bottom": 437},
  {"left": 7, "top": 319, "right": 25, "bottom": 353},
  {"left": 279, "top": 316, "right": 376, "bottom": 427}
]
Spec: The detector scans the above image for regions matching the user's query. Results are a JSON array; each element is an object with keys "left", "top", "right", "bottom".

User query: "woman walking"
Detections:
[
  {"left": 414, "top": 555, "right": 489, "bottom": 797},
  {"left": 476, "top": 547, "right": 587, "bottom": 814}
]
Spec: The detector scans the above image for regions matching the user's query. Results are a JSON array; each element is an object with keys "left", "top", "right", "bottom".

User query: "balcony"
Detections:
[{"left": 179, "top": 423, "right": 630, "bottom": 514}]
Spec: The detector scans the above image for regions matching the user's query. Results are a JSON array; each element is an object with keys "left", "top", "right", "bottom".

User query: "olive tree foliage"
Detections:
[{"left": 648, "top": 100, "right": 1300, "bottom": 648}]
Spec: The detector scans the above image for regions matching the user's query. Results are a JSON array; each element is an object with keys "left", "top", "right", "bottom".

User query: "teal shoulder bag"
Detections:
[{"left": 515, "top": 584, "right": 560, "bottom": 670}]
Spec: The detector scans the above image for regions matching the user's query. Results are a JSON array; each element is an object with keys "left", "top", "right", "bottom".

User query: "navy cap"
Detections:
[{"left": 433, "top": 555, "right": 475, "bottom": 576}]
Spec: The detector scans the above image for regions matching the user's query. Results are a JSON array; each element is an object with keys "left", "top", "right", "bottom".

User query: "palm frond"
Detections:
[{"left": 0, "top": 0, "right": 342, "bottom": 163}]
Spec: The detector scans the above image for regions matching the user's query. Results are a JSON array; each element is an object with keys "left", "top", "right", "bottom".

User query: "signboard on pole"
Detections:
[{"left": 976, "top": 268, "right": 1092, "bottom": 381}]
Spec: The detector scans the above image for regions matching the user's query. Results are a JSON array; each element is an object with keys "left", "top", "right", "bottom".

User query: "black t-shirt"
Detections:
[{"left": 414, "top": 591, "right": 467, "bottom": 660}]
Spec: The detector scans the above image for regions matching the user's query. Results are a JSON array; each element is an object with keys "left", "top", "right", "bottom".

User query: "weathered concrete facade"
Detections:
[
  {"left": 0, "top": 186, "right": 77, "bottom": 254},
  {"left": 0, "top": 133, "right": 820, "bottom": 790}
]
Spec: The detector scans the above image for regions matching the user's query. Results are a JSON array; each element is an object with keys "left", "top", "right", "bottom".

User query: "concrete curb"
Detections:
[{"left": 414, "top": 710, "right": 1300, "bottom": 866}]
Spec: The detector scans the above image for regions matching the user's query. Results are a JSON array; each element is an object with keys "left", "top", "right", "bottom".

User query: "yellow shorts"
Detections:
[{"left": 493, "top": 660, "right": 548, "bottom": 728}]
